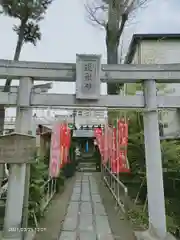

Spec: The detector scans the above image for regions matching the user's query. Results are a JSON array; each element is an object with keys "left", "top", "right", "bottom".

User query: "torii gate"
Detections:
[{"left": 0, "top": 55, "right": 179, "bottom": 240}]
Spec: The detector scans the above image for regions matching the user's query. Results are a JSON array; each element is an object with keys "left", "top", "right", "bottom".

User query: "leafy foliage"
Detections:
[
  {"left": 28, "top": 136, "right": 77, "bottom": 226},
  {"left": 108, "top": 110, "right": 180, "bottom": 234},
  {"left": 28, "top": 155, "right": 48, "bottom": 226},
  {"left": 161, "top": 140, "right": 180, "bottom": 171},
  {"left": 128, "top": 207, "right": 148, "bottom": 230},
  {"left": 0, "top": 0, "right": 53, "bottom": 92},
  {"left": 13, "top": 21, "right": 41, "bottom": 45},
  {"left": 1, "top": 0, "right": 52, "bottom": 20},
  {"left": 124, "top": 111, "right": 180, "bottom": 234}
]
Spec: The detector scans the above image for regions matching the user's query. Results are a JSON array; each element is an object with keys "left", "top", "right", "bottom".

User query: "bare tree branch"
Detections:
[
  {"left": 85, "top": 2, "right": 106, "bottom": 28},
  {"left": 85, "top": 0, "right": 108, "bottom": 28},
  {"left": 85, "top": 0, "right": 149, "bottom": 32},
  {"left": 85, "top": 0, "right": 150, "bottom": 94}
]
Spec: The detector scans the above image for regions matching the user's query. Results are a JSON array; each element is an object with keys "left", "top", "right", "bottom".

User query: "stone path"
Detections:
[{"left": 59, "top": 173, "right": 114, "bottom": 240}]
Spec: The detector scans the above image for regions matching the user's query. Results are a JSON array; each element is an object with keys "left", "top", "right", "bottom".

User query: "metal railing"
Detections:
[
  {"left": 0, "top": 181, "right": 8, "bottom": 200},
  {"left": 0, "top": 178, "right": 57, "bottom": 220},
  {"left": 40, "top": 178, "right": 57, "bottom": 211},
  {"left": 101, "top": 164, "right": 129, "bottom": 219}
]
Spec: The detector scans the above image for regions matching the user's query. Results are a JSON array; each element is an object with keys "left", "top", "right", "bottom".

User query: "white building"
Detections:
[
  {"left": 55, "top": 108, "right": 107, "bottom": 127},
  {"left": 4, "top": 107, "right": 107, "bottom": 133},
  {"left": 125, "top": 33, "right": 180, "bottom": 137}
]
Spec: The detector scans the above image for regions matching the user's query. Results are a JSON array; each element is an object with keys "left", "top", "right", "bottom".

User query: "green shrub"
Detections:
[
  {"left": 110, "top": 111, "right": 180, "bottom": 233},
  {"left": 28, "top": 154, "right": 48, "bottom": 226}
]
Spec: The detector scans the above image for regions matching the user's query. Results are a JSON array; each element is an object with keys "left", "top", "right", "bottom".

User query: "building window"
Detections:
[
  {"left": 83, "top": 111, "right": 90, "bottom": 117},
  {"left": 77, "top": 111, "right": 82, "bottom": 116}
]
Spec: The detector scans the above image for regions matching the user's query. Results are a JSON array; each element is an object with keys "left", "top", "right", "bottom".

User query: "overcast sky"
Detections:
[{"left": 0, "top": 0, "right": 179, "bottom": 116}]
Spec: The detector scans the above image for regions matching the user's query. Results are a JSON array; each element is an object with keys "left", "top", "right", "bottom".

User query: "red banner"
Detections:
[
  {"left": 103, "top": 125, "right": 109, "bottom": 164},
  {"left": 94, "top": 120, "right": 130, "bottom": 173},
  {"left": 60, "top": 123, "right": 71, "bottom": 167},
  {"left": 49, "top": 124, "right": 61, "bottom": 177},
  {"left": 116, "top": 120, "right": 129, "bottom": 173}
]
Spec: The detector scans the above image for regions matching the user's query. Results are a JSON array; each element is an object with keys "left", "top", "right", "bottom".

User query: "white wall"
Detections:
[
  {"left": 55, "top": 109, "right": 106, "bottom": 126},
  {"left": 129, "top": 39, "right": 180, "bottom": 136}
]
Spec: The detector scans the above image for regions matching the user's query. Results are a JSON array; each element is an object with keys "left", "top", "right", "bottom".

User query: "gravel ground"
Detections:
[
  {"left": 34, "top": 174, "right": 78, "bottom": 240},
  {"left": 93, "top": 172, "right": 136, "bottom": 240}
]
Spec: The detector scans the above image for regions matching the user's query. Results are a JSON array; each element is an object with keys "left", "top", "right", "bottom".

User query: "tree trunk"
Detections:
[
  {"left": 106, "top": 43, "right": 119, "bottom": 125},
  {"left": 107, "top": 44, "right": 118, "bottom": 94},
  {"left": 0, "top": 20, "right": 25, "bottom": 132},
  {"left": 106, "top": 0, "right": 128, "bottom": 123},
  {"left": 0, "top": 21, "right": 25, "bottom": 186},
  {"left": 106, "top": 0, "right": 128, "bottom": 94},
  {"left": 4, "top": 20, "right": 25, "bottom": 92},
  {"left": 0, "top": 107, "right": 5, "bottom": 135}
]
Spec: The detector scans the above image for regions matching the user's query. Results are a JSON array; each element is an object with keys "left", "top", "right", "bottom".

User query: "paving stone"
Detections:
[
  {"left": 75, "top": 181, "right": 82, "bottom": 185},
  {"left": 82, "top": 184, "right": 89, "bottom": 188},
  {"left": 82, "top": 186, "right": 89, "bottom": 190},
  {"left": 66, "top": 212, "right": 79, "bottom": 219},
  {"left": 92, "top": 194, "right": 101, "bottom": 203},
  {"left": 75, "top": 178, "right": 81, "bottom": 181},
  {"left": 90, "top": 183, "right": 98, "bottom": 189},
  {"left": 90, "top": 182, "right": 97, "bottom": 186},
  {"left": 90, "top": 182, "right": 96, "bottom": 186},
  {"left": 91, "top": 189, "right": 98, "bottom": 194},
  {"left": 90, "top": 186, "right": 98, "bottom": 190},
  {"left": 82, "top": 183, "right": 89, "bottom": 187},
  {"left": 68, "top": 202, "right": 79, "bottom": 209},
  {"left": 82, "top": 179, "right": 89, "bottom": 182},
  {"left": 90, "top": 185, "right": 97, "bottom": 188},
  {"left": 97, "top": 234, "right": 114, "bottom": 240},
  {"left": 72, "top": 187, "right": 81, "bottom": 194},
  {"left": 79, "top": 231, "right": 97, "bottom": 240},
  {"left": 60, "top": 174, "right": 113, "bottom": 240},
  {"left": 75, "top": 179, "right": 81, "bottom": 182},
  {"left": 81, "top": 194, "right": 91, "bottom": 202},
  {"left": 71, "top": 193, "right": 80, "bottom": 201},
  {"left": 93, "top": 203, "right": 106, "bottom": 215},
  {"left": 67, "top": 202, "right": 79, "bottom": 215},
  {"left": 84, "top": 173, "right": 92, "bottom": 176},
  {"left": 75, "top": 180, "right": 81, "bottom": 183},
  {"left": 82, "top": 178, "right": 89, "bottom": 181},
  {"left": 81, "top": 186, "right": 89, "bottom": 190},
  {"left": 81, "top": 189, "right": 90, "bottom": 195},
  {"left": 95, "top": 216, "right": 112, "bottom": 234},
  {"left": 82, "top": 186, "right": 89, "bottom": 191},
  {"left": 90, "top": 179, "right": 96, "bottom": 182},
  {"left": 63, "top": 216, "right": 78, "bottom": 231},
  {"left": 59, "top": 231, "right": 76, "bottom": 240},
  {"left": 80, "top": 202, "right": 92, "bottom": 214},
  {"left": 79, "top": 214, "right": 94, "bottom": 231},
  {"left": 81, "top": 187, "right": 90, "bottom": 192}
]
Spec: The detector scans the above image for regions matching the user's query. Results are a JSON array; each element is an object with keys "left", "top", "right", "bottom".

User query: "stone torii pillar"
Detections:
[
  {"left": 3, "top": 78, "right": 33, "bottom": 240},
  {"left": 143, "top": 79, "right": 166, "bottom": 239}
]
